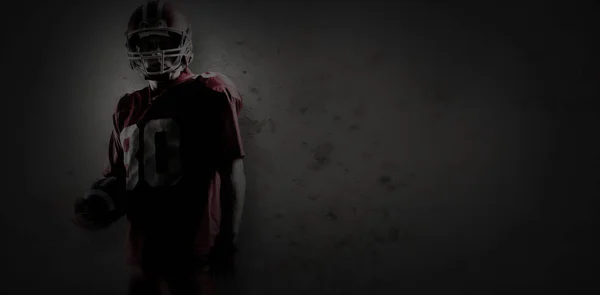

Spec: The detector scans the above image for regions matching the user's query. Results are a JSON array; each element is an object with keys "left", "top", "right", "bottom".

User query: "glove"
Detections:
[
  {"left": 72, "top": 177, "right": 125, "bottom": 231},
  {"left": 207, "top": 234, "right": 237, "bottom": 279}
]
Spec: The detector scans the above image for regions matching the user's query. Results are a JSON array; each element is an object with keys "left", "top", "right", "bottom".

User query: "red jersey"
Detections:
[{"left": 102, "top": 69, "right": 245, "bottom": 271}]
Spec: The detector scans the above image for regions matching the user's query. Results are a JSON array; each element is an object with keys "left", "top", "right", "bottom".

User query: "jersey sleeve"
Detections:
[
  {"left": 102, "top": 102, "right": 126, "bottom": 180},
  {"left": 219, "top": 85, "right": 245, "bottom": 164},
  {"left": 209, "top": 74, "right": 245, "bottom": 165}
]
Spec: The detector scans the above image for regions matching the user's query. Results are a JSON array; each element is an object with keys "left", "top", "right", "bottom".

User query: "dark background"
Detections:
[{"left": 5, "top": 0, "right": 599, "bottom": 294}]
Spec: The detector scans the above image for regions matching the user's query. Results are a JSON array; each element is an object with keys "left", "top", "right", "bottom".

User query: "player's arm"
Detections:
[
  {"left": 231, "top": 159, "right": 246, "bottom": 240},
  {"left": 217, "top": 86, "right": 246, "bottom": 243},
  {"left": 220, "top": 158, "right": 246, "bottom": 242},
  {"left": 73, "top": 106, "right": 127, "bottom": 230},
  {"left": 208, "top": 78, "right": 246, "bottom": 278}
]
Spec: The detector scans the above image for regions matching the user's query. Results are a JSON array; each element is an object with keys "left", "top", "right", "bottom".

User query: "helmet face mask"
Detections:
[{"left": 125, "top": 1, "right": 194, "bottom": 80}]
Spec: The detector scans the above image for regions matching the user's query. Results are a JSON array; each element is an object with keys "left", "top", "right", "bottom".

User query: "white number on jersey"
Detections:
[{"left": 120, "top": 118, "right": 182, "bottom": 190}]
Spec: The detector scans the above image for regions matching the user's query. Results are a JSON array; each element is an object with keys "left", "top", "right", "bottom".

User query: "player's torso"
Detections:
[{"left": 118, "top": 78, "right": 220, "bottom": 222}]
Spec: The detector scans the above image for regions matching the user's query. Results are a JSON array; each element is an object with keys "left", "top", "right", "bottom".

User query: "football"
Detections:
[{"left": 73, "top": 177, "right": 125, "bottom": 231}]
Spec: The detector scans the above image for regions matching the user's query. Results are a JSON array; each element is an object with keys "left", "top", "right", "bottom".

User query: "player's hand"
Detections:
[
  {"left": 72, "top": 193, "right": 115, "bottom": 231},
  {"left": 207, "top": 234, "right": 237, "bottom": 280},
  {"left": 72, "top": 177, "right": 125, "bottom": 231}
]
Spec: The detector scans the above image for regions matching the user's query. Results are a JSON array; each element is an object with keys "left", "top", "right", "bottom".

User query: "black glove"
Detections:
[
  {"left": 207, "top": 234, "right": 237, "bottom": 279},
  {"left": 72, "top": 177, "right": 125, "bottom": 231}
]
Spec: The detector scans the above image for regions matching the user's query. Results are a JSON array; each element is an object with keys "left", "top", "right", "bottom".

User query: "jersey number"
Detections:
[{"left": 120, "top": 118, "right": 182, "bottom": 191}]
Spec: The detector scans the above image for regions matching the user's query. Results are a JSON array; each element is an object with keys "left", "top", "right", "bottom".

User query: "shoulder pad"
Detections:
[{"left": 198, "top": 71, "right": 238, "bottom": 94}]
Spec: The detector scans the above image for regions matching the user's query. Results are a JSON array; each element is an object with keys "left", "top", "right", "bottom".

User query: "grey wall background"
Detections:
[{"left": 5, "top": 0, "right": 599, "bottom": 294}]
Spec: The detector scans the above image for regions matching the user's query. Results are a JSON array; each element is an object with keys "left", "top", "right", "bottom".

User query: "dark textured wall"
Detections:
[{"left": 6, "top": 0, "right": 599, "bottom": 294}]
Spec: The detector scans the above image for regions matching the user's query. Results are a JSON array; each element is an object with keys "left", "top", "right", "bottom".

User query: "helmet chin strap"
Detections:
[{"left": 147, "top": 64, "right": 190, "bottom": 92}]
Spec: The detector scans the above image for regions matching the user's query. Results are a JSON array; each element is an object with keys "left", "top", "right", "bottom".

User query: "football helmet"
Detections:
[{"left": 125, "top": 0, "right": 194, "bottom": 80}]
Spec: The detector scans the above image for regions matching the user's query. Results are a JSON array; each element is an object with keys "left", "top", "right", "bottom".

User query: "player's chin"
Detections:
[{"left": 146, "top": 71, "right": 179, "bottom": 82}]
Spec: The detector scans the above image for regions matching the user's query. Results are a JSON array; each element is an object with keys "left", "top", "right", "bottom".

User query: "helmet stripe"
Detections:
[{"left": 157, "top": 0, "right": 164, "bottom": 17}]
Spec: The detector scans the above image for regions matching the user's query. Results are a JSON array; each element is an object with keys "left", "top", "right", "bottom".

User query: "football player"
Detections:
[{"left": 72, "top": 1, "right": 246, "bottom": 294}]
